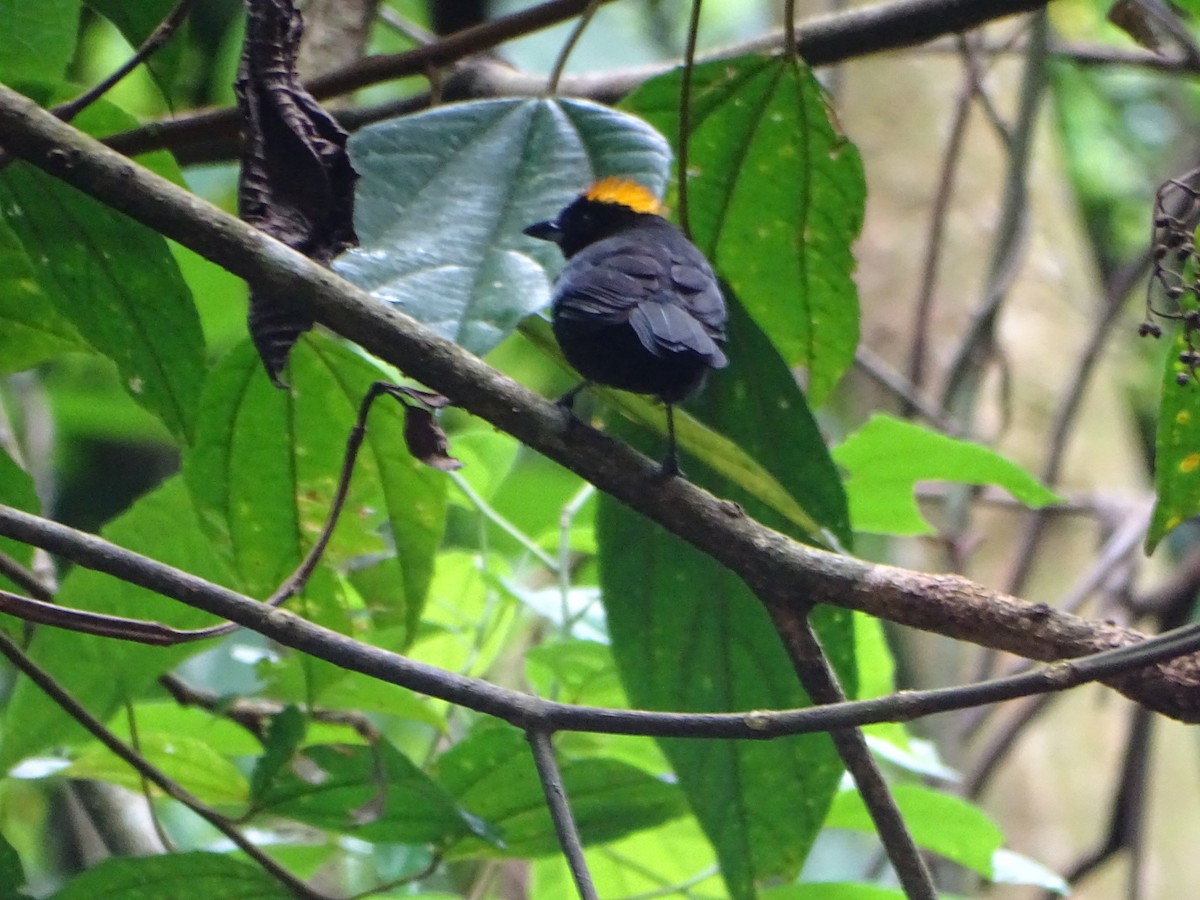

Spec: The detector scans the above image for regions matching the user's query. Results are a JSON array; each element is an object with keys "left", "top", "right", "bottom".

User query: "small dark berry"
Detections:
[{"left": 1178, "top": 372, "right": 1192, "bottom": 386}]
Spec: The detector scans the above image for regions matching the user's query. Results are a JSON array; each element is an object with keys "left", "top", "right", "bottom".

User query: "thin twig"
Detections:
[
  {"left": 906, "top": 33, "right": 975, "bottom": 405},
  {"left": 854, "top": 345, "right": 961, "bottom": 434},
  {"left": 939, "top": 10, "right": 1047, "bottom": 413},
  {"left": 528, "top": 729, "right": 598, "bottom": 899},
  {"left": 55, "top": 0, "right": 196, "bottom": 123},
  {"left": 450, "top": 471, "right": 558, "bottom": 571},
  {"left": 376, "top": 6, "right": 437, "bottom": 45},
  {"left": 676, "top": 0, "right": 704, "bottom": 239},
  {"left": 764, "top": 600, "right": 935, "bottom": 899},
  {"left": 0, "top": 629, "right": 325, "bottom": 899},
  {"left": 545, "top": 0, "right": 604, "bottom": 95},
  {"left": 1002, "top": 249, "right": 1156, "bottom": 597},
  {"left": 0, "top": 549, "right": 54, "bottom": 600}
]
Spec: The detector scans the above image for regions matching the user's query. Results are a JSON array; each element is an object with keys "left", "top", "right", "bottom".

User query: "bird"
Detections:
[{"left": 524, "top": 177, "right": 728, "bottom": 477}]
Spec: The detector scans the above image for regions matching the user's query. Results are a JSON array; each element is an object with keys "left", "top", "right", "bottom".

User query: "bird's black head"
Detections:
[{"left": 524, "top": 177, "right": 663, "bottom": 258}]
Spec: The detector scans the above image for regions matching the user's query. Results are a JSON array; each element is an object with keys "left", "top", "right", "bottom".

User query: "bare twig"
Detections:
[
  {"left": 765, "top": 600, "right": 935, "bottom": 899},
  {"left": 55, "top": 0, "right": 196, "bottom": 123},
  {"left": 528, "top": 729, "right": 598, "bottom": 900},
  {"left": 940, "top": 11, "right": 1047, "bottom": 414},
  {"left": 545, "top": 0, "right": 603, "bottom": 95},
  {"left": 1002, "top": 249, "right": 1156, "bottom": 597},
  {"left": 676, "top": 0, "right": 704, "bottom": 239},
  {"left": 906, "top": 34, "right": 976, "bottom": 405}
]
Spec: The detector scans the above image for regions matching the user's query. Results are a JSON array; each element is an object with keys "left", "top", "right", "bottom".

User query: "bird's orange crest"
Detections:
[{"left": 584, "top": 177, "right": 661, "bottom": 214}]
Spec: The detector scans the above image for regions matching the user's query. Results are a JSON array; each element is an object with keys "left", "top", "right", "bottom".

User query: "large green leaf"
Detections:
[
  {"left": 832, "top": 414, "right": 1061, "bottom": 536},
  {"left": 0, "top": 477, "right": 236, "bottom": 767},
  {"left": 599, "top": 295, "right": 854, "bottom": 898},
  {"left": 0, "top": 830, "right": 27, "bottom": 900},
  {"left": 253, "top": 740, "right": 486, "bottom": 844},
  {"left": 0, "top": 164, "right": 204, "bottom": 442},
  {"left": 437, "top": 726, "right": 686, "bottom": 858},
  {"left": 1148, "top": 331, "right": 1200, "bottom": 551},
  {"left": 49, "top": 852, "right": 293, "bottom": 900},
  {"left": 0, "top": 449, "right": 41, "bottom": 607},
  {"left": 184, "top": 336, "right": 447, "bottom": 642},
  {"left": 0, "top": 213, "right": 86, "bottom": 374},
  {"left": 623, "top": 55, "right": 865, "bottom": 403},
  {"left": 826, "top": 784, "right": 1002, "bottom": 878},
  {"left": 335, "top": 97, "right": 671, "bottom": 355},
  {"left": 0, "top": 1, "right": 82, "bottom": 84},
  {"left": 66, "top": 732, "right": 249, "bottom": 805}
]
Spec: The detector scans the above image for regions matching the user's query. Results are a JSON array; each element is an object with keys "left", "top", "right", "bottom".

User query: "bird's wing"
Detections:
[
  {"left": 553, "top": 249, "right": 662, "bottom": 327},
  {"left": 629, "top": 300, "right": 725, "bottom": 366}
]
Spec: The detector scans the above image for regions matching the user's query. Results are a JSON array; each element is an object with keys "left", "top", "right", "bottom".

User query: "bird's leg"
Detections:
[{"left": 659, "top": 403, "right": 681, "bottom": 478}]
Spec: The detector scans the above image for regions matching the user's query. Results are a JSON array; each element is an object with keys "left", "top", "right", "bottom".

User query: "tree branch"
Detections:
[
  {"left": 101, "top": 0, "right": 1049, "bottom": 163},
  {"left": 1, "top": 84, "right": 1199, "bottom": 723}
]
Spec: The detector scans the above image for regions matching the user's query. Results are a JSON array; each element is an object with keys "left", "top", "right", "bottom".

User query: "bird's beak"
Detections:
[{"left": 523, "top": 219, "right": 562, "bottom": 243}]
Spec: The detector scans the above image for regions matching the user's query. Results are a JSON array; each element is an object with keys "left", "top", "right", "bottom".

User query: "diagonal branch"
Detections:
[{"left": 2, "top": 84, "right": 1200, "bottom": 723}]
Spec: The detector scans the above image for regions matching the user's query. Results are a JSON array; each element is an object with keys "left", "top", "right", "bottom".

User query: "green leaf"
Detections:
[
  {"left": 249, "top": 705, "right": 307, "bottom": 802},
  {"left": 253, "top": 740, "right": 486, "bottom": 844},
  {"left": 826, "top": 784, "right": 1003, "bottom": 878},
  {"left": 762, "top": 885, "right": 907, "bottom": 900},
  {"left": 0, "top": 830, "right": 28, "bottom": 900},
  {"left": 0, "top": 164, "right": 204, "bottom": 442},
  {"left": 1148, "top": 333, "right": 1200, "bottom": 550},
  {"left": 0, "top": 448, "right": 40, "bottom": 601},
  {"left": 184, "top": 336, "right": 447, "bottom": 641},
  {"left": 0, "top": 478, "right": 236, "bottom": 766},
  {"left": 66, "top": 732, "right": 249, "bottom": 805},
  {"left": 531, "top": 815, "right": 723, "bottom": 898},
  {"left": 0, "top": 1, "right": 82, "bottom": 84},
  {"left": 833, "top": 414, "right": 1061, "bottom": 536},
  {"left": 624, "top": 55, "right": 865, "bottom": 403},
  {"left": 49, "top": 852, "right": 294, "bottom": 899},
  {"left": 599, "top": 296, "right": 854, "bottom": 898},
  {"left": 85, "top": 0, "right": 185, "bottom": 92},
  {"left": 336, "top": 97, "right": 671, "bottom": 355},
  {"left": 438, "top": 726, "right": 686, "bottom": 858},
  {"left": 0, "top": 213, "right": 86, "bottom": 374}
]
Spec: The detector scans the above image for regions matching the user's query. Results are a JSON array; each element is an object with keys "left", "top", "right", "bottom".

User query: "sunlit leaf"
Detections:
[
  {"left": 85, "top": 0, "right": 186, "bottom": 95},
  {"left": 336, "top": 97, "right": 671, "bottom": 355},
  {"left": 1147, "top": 330, "right": 1200, "bottom": 550},
  {"left": 624, "top": 55, "right": 865, "bottom": 403},
  {"left": 826, "top": 784, "right": 1002, "bottom": 877},
  {"left": 67, "top": 733, "right": 249, "bottom": 805},
  {"left": 833, "top": 414, "right": 1060, "bottom": 536},
  {"left": 50, "top": 852, "right": 293, "bottom": 899}
]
